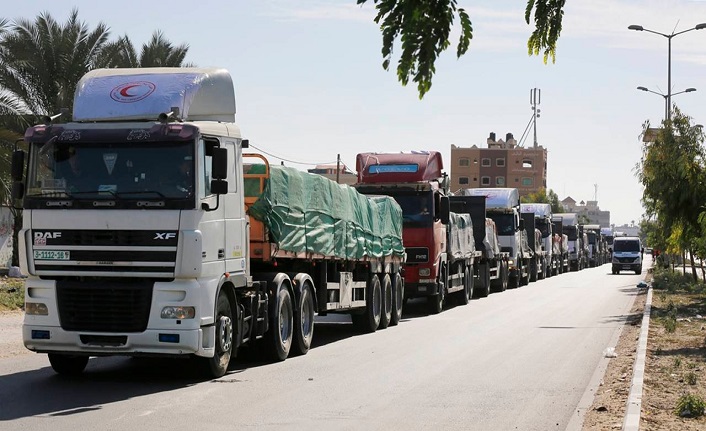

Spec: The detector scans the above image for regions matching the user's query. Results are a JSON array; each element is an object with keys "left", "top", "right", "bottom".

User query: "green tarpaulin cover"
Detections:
[{"left": 248, "top": 166, "right": 404, "bottom": 260}]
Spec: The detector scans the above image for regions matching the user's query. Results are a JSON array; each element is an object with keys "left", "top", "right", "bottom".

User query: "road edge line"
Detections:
[{"left": 622, "top": 286, "right": 652, "bottom": 431}]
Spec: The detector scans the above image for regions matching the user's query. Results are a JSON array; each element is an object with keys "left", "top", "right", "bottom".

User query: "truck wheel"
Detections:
[
  {"left": 508, "top": 275, "right": 519, "bottom": 289},
  {"left": 292, "top": 282, "right": 315, "bottom": 356},
  {"left": 501, "top": 262, "right": 509, "bottom": 291},
  {"left": 379, "top": 274, "right": 393, "bottom": 330},
  {"left": 427, "top": 265, "right": 446, "bottom": 314},
  {"left": 48, "top": 353, "right": 89, "bottom": 376},
  {"left": 529, "top": 259, "right": 538, "bottom": 282},
  {"left": 478, "top": 264, "right": 491, "bottom": 297},
  {"left": 351, "top": 274, "right": 381, "bottom": 333},
  {"left": 264, "top": 286, "right": 293, "bottom": 361},
  {"left": 199, "top": 289, "right": 235, "bottom": 377},
  {"left": 390, "top": 272, "right": 404, "bottom": 326},
  {"left": 457, "top": 264, "right": 472, "bottom": 305}
]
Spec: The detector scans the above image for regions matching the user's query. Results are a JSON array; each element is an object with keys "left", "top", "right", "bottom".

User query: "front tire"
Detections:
[
  {"left": 200, "top": 289, "right": 234, "bottom": 377},
  {"left": 292, "top": 282, "right": 315, "bottom": 356},
  {"left": 427, "top": 265, "right": 446, "bottom": 314},
  {"left": 390, "top": 272, "right": 404, "bottom": 326},
  {"left": 48, "top": 353, "right": 89, "bottom": 376}
]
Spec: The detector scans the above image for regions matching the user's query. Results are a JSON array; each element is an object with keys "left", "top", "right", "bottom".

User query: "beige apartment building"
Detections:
[{"left": 450, "top": 132, "right": 547, "bottom": 197}]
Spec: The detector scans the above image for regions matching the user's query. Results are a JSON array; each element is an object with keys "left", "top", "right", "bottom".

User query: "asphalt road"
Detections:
[{"left": 0, "top": 262, "right": 646, "bottom": 431}]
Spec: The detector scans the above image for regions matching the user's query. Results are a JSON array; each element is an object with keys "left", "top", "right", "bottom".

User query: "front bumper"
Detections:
[{"left": 23, "top": 325, "right": 214, "bottom": 357}]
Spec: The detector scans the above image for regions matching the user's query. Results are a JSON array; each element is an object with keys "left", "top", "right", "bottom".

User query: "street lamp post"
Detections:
[
  {"left": 628, "top": 23, "right": 706, "bottom": 121},
  {"left": 636, "top": 86, "right": 696, "bottom": 121}
]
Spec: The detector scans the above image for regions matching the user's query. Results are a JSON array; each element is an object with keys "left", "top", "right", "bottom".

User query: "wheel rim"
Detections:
[
  {"left": 218, "top": 315, "right": 233, "bottom": 353},
  {"left": 373, "top": 280, "right": 381, "bottom": 319},
  {"left": 395, "top": 276, "right": 403, "bottom": 313},
  {"left": 301, "top": 288, "right": 314, "bottom": 339},
  {"left": 280, "top": 295, "right": 293, "bottom": 347}
]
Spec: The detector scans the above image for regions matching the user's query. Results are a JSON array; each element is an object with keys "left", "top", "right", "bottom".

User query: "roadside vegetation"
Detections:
[
  {"left": 0, "top": 277, "right": 24, "bottom": 312},
  {"left": 644, "top": 266, "right": 706, "bottom": 426}
]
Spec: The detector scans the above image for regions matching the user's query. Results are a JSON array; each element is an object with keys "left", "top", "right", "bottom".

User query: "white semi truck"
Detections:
[
  {"left": 12, "top": 68, "right": 405, "bottom": 377},
  {"left": 462, "top": 188, "right": 531, "bottom": 289}
]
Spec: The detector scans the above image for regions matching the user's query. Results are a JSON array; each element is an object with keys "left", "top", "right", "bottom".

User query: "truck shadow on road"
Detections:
[{"left": 0, "top": 357, "right": 208, "bottom": 421}]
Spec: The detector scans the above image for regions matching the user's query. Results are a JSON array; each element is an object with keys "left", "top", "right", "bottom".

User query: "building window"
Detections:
[
  {"left": 459, "top": 176, "right": 469, "bottom": 185},
  {"left": 496, "top": 158, "right": 505, "bottom": 167},
  {"left": 459, "top": 158, "right": 470, "bottom": 166},
  {"left": 473, "top": 177, "right": 477, "bottom": 182},
  {"left": 496, "top": 176, "right": 505, "bottom": 186},
  {"left": 481, "top": 176, "right": 491, "bottom": 186},
  {"left": 523, "top": 160, "right": 533, "bottom": 168},
  {"left": 521, "top": 177, "right": 533, "bottom": 186},
  {"left": 481, "top": 158, "right": 491, "bottom": 167}
]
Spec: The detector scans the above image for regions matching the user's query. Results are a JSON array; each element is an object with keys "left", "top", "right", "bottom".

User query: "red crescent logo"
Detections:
[
  {"left": 119, "top": 84, "right": 140, "bottom": 97},
  {"left": 110, "top": 81, "right": 156, "bottom": 103}
]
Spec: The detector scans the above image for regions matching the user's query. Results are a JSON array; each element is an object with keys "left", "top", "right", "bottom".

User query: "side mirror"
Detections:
[
  {"left": 212, "top": 147, "right": 228, "bottom": 180},
  {"left": 439, "top": 196, "right": 450, "bottom": 224},
  {"left": 11, "top": 150, "right": 24, "bottom": 181},
  {"left": 210, "top": 179, "right": 228, "bottom": 195}
]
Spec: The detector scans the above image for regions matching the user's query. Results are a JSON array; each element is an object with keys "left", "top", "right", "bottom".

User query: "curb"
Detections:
[{"left": 622, "top": 286, "right": 653, "bottom": 430}]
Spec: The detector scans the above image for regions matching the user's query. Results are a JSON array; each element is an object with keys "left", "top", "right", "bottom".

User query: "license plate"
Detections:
[
  {"left": 623, "top": 265, "right": 631, "bottom": 269},
  {"left": 34, "top": 250, "right": 70, "bottom": 260}
]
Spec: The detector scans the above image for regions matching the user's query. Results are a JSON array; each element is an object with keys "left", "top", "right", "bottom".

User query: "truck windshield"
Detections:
[
  {"left": 536, "top": 220, "right": 551, "bottom": 238},
  {"left": 25, "top": 140, "right": 195, "bottom": 204},
  {"left": 392, "top": 193, "right": 434, "bottom": 228},
  {"left": 587, "top": 232, "right": 597, "bottom": 244},
  {"left": 563, "top": 226, "right": 578, "bottom": 241},
  {"left": 490, "top": 213, "right": 515, "bottom": 236},
  {"left": 614, "top": 240, "right": 640, "bottom": 252}
]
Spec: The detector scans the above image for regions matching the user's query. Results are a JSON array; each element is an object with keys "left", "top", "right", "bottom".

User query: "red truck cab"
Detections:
[{"left": 354, "top": 152, "right": 451, "bottom": 310}]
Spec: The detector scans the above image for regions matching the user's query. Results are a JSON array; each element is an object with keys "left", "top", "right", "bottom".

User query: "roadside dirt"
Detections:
[{"left": 582, "top": 270, "right": 706, "bottom": 430}]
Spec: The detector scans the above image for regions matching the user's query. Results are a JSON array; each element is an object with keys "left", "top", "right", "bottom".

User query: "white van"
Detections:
[{"left": 611, "top": 236, "right": 642, "bottom": 275}]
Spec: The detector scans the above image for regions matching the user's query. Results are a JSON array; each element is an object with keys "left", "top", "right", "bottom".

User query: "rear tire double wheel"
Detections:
[
  {"left": 292, "top": 282, "right": 315, "bottom": 356},
  {"left": 352, "top": 274, "right": 382, "bottom": 333},
  {"left": 379, "top": 274, "right": 393, "bottom": 330}
]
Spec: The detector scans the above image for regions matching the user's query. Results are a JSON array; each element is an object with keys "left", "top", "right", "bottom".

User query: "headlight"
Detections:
[
  {"left": 161, "top": 306, "right": 195, "bottom": 319},
  {"left": 418, "top": 268, "right": 431, "bottom": 277},
  {"left": 26, "top": 302, "right": 49, "bottom": 315},
  {"left": 508, "top": 259, "right": 514, "bottom": 266}
]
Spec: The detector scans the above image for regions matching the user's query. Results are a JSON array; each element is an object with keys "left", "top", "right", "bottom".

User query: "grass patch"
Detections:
[{"left": 0, "top": 278, "right": 25, "bottom": 312}]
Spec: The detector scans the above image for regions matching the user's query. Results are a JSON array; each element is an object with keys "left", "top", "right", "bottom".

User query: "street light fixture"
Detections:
[
  {"left": 628, "top": 23, "right": 706, "bottom": 121},
  {"left": 636, "top": 86, "right": 696, "bottom": 120}
]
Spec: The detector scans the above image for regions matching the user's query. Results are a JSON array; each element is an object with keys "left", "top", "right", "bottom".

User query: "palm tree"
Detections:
[
  {"left": 99, "top": 30, "right": 192, "bottom": 68},
  {"left": 0, "top": 9, "right": 113, "bottom": 120}
]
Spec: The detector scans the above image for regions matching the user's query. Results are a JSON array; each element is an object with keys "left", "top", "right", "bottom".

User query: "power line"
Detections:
[{"left": 248, "top": 143, "right": 337, "bottom": 166}]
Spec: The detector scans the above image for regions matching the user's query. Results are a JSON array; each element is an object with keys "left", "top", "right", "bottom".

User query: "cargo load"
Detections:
[{"left": 248, "top": 165, "right": 404, "bottom": 260}]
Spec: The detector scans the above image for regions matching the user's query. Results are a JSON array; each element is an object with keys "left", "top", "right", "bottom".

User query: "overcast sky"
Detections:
[{"left": 10, "top": 0, "right": 706, "bottom": 225}]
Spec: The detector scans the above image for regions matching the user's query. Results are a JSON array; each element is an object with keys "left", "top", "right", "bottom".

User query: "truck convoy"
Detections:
[
  {"left": 462, "top": 188, "right": 531, "bottom": 289},
  {"left": 449, "top": 195, "right": 510, "bottom": 295},
  {"left": 551, "top": 216, "right": 569, "bottom": 274},
  {"left": 12, "top": 68, "right": 406, "bottom": 377},
  {"left": 9, "top": 66, "right": 624, "bottom": 379},
  {"left": 582, "top": 224, "right": 604, "bottom": 267},
  {"left": 520, "top": 203, "right": 554, "bottom": 281},
  {"left": 560, "top": 213, "right": 586, "bottom": 271},
  {"left": 354, "top": 151, "right": 477, "bottom": 314}
]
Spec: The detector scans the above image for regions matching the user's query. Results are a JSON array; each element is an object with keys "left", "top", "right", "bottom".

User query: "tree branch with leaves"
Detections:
[{"left": 358, "top": 0, "right": 566, "bottom": 98}]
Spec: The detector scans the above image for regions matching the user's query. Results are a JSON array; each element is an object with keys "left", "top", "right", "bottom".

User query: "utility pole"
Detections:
[
  {"left": 336, "top": 154, "right": 341, "bottom": 184},
  {"left": 530, "top": 88, "right": 541, "bottom": 148}
]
